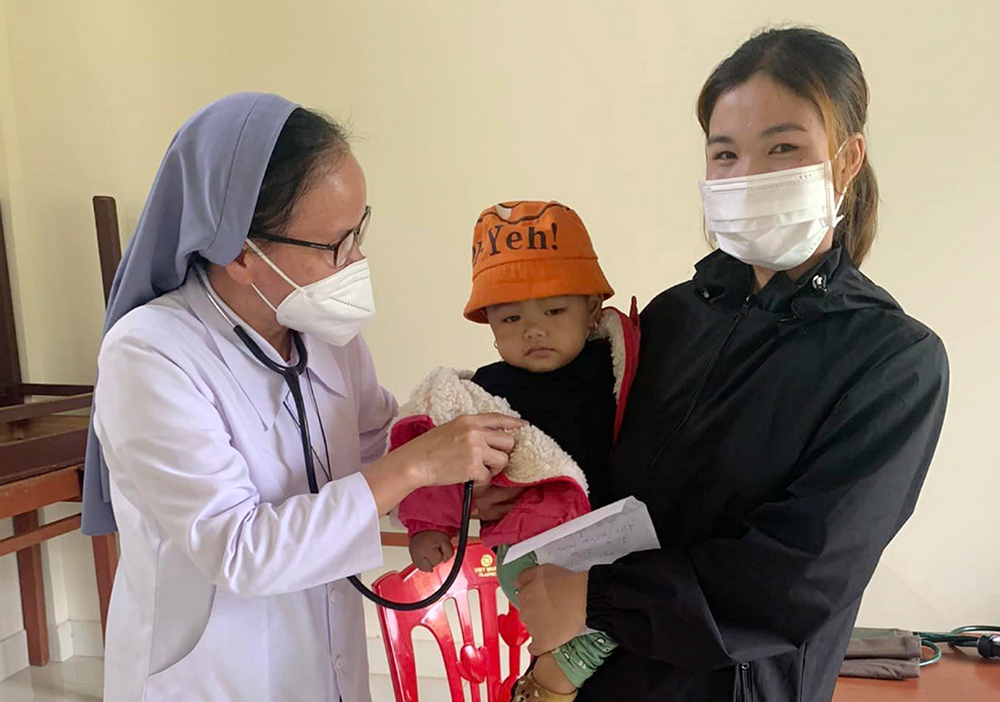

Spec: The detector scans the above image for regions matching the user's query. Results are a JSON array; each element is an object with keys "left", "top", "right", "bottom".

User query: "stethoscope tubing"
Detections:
[{"left": 212, "top": 287, "right": 471, "bottom": 611}]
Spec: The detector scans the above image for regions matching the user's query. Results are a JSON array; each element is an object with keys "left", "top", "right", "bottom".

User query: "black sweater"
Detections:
[{"left": 472, "top": 340, "right": 617, "bottom": 501}]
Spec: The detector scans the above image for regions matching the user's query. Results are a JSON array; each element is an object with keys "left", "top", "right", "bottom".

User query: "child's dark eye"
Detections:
[
  {"left": 545, "top": 308, "right": 566, "bottom": 316},
  {"left": 712, "top": 150, "right": 737, "bottom": 161},
  {"left": 770, "top": 143, "right": 799, "bottom": 155},
  {"left": 502, "top": 315, "right": 520, "bottom": 324}
]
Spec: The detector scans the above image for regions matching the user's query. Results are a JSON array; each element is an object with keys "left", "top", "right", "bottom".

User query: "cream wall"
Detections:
[{"left": 0, "top": 0, "right": 997, "bottom": 683}]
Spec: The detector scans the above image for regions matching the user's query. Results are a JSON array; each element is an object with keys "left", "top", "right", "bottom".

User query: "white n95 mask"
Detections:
[
  {"left": 246, "top": 240, "right": 376, "bottom": 347},
  {"left": 700, "top": 161, "right": 845, "bottom": 271}
]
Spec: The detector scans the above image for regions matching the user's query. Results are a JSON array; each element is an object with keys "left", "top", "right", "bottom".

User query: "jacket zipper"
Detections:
[
  {"left": 736, "top": 662, "right": 754, "bottom": 702},
  {"left": 646, "top": 294, "right": 754, "bottom": 474}
]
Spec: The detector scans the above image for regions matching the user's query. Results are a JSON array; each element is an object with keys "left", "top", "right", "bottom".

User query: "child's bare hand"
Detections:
[
  {"left": 408, "top": 530, "right": 455, "bottom": 572},
  {"left": 473, "top": 484, "right": 527, "bottom": 522}
]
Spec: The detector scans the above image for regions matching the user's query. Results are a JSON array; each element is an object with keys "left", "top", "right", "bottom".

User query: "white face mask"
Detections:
[
  {"left": 700, "top": 161, "right": 845, "bottom": 271},
  {"left": 245, "top": 240, "right": 376, "bottom": 347}
]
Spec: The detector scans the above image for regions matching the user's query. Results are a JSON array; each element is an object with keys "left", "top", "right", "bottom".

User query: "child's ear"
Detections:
[{"left": 588, "top": 295, "right": 603, "bottom": 323}]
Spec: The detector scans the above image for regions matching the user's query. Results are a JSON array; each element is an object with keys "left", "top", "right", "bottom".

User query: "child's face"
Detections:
[{"left": 486, "top": 295, "right": 601, "bottom": 373}]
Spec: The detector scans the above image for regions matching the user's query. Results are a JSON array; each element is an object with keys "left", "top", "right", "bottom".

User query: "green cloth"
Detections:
[
  {"left": 838, "top": 627, "right": 923, "bottom": 680},
  {"left": 496, "top": 546, "right": 617, "bottom": 688}
]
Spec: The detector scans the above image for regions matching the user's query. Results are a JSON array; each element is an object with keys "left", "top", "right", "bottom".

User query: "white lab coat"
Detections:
[{"left": 93, "top": 272, "right": 397, "bottom": 701}]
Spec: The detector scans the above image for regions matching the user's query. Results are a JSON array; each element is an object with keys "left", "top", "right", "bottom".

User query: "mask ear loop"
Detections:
[
  {"left": 829, "top": 140, "right": 852, "bottom": 227},
  {"left": 245, "top": 239, "right": 308, "bottom": 311},
  {"left": 246, "top": 239, "right": 307, "bottom": 290}
]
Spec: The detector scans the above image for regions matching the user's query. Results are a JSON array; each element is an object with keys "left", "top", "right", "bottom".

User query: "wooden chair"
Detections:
[{"left": 0, "top": 196, "right": 123, "bottom": 666}]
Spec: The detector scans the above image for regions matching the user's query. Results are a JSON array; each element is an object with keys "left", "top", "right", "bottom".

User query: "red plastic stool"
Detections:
[{"left": 373, "top": 543, "right": 530, "bottom": 701}]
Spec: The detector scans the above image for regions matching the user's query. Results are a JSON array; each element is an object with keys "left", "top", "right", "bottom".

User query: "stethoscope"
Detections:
[
  {"left": 201, "top": 273, "right": 472, "bottom": 611},
  {"left": 916, "top": 626, "right": 1000, "bottom": 666}
]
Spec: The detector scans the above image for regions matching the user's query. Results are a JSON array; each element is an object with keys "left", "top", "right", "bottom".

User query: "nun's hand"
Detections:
[
  {"left": 515, "top": 564, "right": 589, "bottom": 656},
  {"left": 363, "top": 413, "right": 524, "bottom": 516},
  {"left": 413, "top": 413, "right": 525, "bottom": 487}
]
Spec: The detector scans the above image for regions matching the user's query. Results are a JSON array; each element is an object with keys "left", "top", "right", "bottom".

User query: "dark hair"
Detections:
[
  {"left": 248, "top": 107, "right": 351, "bottom": 241},
  {"left": 697, "top": 27, "right": 878, "bottom": 266}
]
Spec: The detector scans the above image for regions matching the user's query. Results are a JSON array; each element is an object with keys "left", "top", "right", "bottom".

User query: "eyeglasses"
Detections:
[{"left": 250, "top": 205, "right": 371, "bottom": 269}]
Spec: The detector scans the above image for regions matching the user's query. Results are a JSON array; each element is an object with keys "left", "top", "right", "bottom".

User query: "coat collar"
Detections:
[
  {"left": 180, "top": 269, "right": 347, "bottom": 430},
  {"left": 692, "top": 245, "right": 901, "bottom": 320}
]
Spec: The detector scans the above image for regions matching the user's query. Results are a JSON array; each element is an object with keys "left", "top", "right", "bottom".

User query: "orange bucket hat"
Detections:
[{"left": 464, "top": 201, "right": 614, "bottom": 323}]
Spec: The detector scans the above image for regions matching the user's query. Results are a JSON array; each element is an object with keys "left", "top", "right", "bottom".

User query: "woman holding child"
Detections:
[{"left": 489, "top": 27, "right": 949, "bottom": 702}]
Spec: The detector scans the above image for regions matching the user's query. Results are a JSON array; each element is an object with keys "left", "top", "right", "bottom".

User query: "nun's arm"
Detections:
[{"left": 94, "top": 329, "right": 384, "bottom": 598}]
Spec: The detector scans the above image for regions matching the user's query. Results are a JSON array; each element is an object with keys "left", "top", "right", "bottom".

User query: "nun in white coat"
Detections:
[{"left": 82, "top": 93, "right": 521, "bottom": 702}]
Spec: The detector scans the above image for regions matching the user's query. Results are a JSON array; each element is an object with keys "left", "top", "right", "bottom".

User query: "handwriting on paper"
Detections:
[{"left": 505, "top": 497, "right": 659, "bottom": 572}]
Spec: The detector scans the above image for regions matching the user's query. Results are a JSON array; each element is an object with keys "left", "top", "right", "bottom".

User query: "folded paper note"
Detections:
[{"left": 505, "top": 496, "right": 660, "bottom": 571}]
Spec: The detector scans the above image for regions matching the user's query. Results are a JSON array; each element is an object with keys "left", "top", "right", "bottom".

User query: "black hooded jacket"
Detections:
[{"left": 579, "top": 247, "right": 949, "bottom": 702}]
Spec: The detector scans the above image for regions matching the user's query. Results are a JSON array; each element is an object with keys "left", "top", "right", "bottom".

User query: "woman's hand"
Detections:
[
  {"left": 473, "top": 484, "right": 527, "bottom": 522},
  {"left": 408, "top": 530, "right": 455, "bottom": 572},
  {"left": 363, "top": 413, "right": 524, "bottom": 515},
  {"left": 514, "top": 565, "right": 589, "bottom": 655}
]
